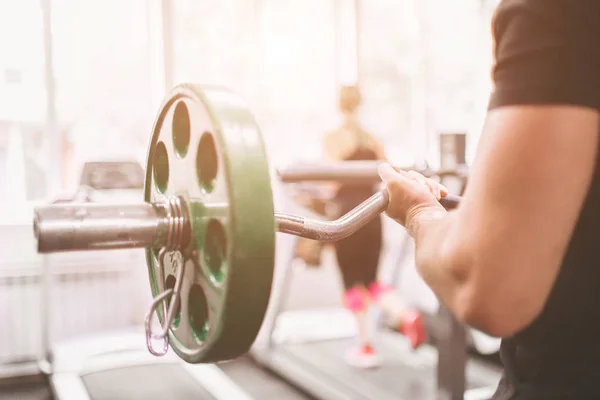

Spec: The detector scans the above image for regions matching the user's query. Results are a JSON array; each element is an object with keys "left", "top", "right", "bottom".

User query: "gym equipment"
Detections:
[
  {"left": 252, "top": 171, "right": 499, "bottom": 400},
  {"left": 277, "top": 160, "right": 469, "bottom": 184},
  {"left": 32, "top": 84, "right": 462, "bottom": 364},
  {"left": 47, "top": 330, "right": 256, "bottom": 400},
  {"left": 439, "top": 133, "right": 467, "bottom": 171}
]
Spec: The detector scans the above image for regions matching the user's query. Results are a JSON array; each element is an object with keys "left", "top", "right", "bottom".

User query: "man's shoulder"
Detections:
[
  {"left": 494, "top": 0, "right": 599, "bottom": 23},
  {"left": 489, "top": 0, "right": 600, "bottom": 111},
  {"left": 492, "top": 0, "right": 600, "bottom": 51}
]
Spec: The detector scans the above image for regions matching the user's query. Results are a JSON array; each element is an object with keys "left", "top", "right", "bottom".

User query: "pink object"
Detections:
[
  {"left": 367, "top": 281, "right": 394, "bottom": 302},
  {"left": 343, "top": 287, "right": 366, "bottom": 313},
  {"left": 400, "top": 309, "right": 426, "bottom": 349},
  {"left": 344, "top": 344, "right": 381, "bottom": 369}
]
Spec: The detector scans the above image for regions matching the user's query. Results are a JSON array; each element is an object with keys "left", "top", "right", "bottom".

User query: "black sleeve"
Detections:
[{"left": 489, "top": 0, "right": 600, "bottom": 111}]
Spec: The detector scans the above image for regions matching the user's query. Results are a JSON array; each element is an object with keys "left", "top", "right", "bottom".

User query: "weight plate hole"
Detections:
[
  {"left": 188, "top": 284, "right": 209, "bottom": 342},
  {"left": 164, "top": 274, "right": 181, "bottom": 329},
  {"left": 153, "top": 141, "right": 169, "bottom": 194},
  {"left": 204, "top": 219, "right": 227, "bottom": 284},
  {"left": 172, "top": 101, "right": 190, "bottom": 158},
  {"left": 196, "top": 133, "right": 218, "bottom": 193}
]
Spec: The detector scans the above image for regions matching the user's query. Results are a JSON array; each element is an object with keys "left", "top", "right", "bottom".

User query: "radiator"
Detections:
[{"left": 0, "top": 239, "right": 150, "bottom": 369}]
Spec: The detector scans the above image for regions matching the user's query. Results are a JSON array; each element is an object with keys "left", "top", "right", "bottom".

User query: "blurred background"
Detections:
[
  {"left": 0, "top": 0, "right": 499, "bottom": 398},
  {"left": 0, "top": 0, "right": 495, "bottom": 217}
]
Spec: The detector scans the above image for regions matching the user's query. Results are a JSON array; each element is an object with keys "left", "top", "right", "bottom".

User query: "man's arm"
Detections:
[
  {"left": 411, "top": 106, "right": 598, "bottom": 337},
  {"left": 400, "top": 0, "right": 600, "bottom": 337}
]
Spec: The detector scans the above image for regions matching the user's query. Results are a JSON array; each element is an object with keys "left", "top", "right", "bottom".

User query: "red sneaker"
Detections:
[
  {"left": 399, "top": 309, "right": 426, "bottom": 349},
  {"left": 344, "top": 344, "right": 381, "bottom": 369}
]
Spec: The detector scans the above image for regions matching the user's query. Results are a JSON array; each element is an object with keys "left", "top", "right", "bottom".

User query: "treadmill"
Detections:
[
  {"left": 37, "top": 250, "right": 258, "bottom": 400},
  {"left": 251, "top": 233, "right": 502, "bottom": 400},
  {"left": 44, "top": 329, "right": 255, "bottom": 400},
  {"left": 256, "top": 136, "right": 501, "bottom": 399}
]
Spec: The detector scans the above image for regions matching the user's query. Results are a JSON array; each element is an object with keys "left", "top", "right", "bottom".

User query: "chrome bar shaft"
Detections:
[
  {"left": 276, "top": 189, "right": 461, "bottom": 241},
  {"left": 276, "top": 190, "right": 389, "bottom": 241}
]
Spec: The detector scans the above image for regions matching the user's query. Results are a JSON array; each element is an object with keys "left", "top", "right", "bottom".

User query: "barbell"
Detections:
[
  {"left": 33, "top": 84, "right": 462, "bottom": 364},
  {"left": 276, "top": 160, "right": 469, "bottom": 184}
]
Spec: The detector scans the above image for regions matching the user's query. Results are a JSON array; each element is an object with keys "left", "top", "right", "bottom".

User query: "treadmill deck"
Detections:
[
  {"left": 81, "top": 364, "right": 216, "bottom": 400},
  {"left": 256, "top": 331, "right": 502, "bottom": 400}
]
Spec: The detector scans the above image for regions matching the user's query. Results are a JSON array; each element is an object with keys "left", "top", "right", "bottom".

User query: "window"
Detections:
[
  {"left": 172, "top": 0, "right": 337, "bottom": 165},
  {"left": 51, "top": 0, "right": 153, "bottom": 188},
  {"left": 359, "top": 0, "right": 496, "bottom": 166},
  {"left": 0, "top": 0, "right": 45, "bottom": 219}
]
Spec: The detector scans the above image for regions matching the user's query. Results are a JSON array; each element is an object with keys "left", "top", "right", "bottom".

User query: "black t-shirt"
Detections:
[{"left": 488, "top": 1, "right": 600, "bottom": 399}]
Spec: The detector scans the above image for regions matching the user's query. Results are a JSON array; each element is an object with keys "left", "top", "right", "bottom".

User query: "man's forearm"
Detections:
[{"left": 406, "top": 207, "right": 472, "bottom": 315}]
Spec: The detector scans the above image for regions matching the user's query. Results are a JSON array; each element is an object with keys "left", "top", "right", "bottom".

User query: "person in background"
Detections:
[{"left": 324, "top": 85, "right": 425, "bottom": 368}]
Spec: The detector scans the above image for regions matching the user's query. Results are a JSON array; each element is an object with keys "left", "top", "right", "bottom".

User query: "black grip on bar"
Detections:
[{"left": 440, "top": 194, "right": 461, "bottom": 210}]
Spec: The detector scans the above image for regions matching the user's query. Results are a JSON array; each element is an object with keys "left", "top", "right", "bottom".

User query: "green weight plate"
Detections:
[{"left": 144, "top": 84, "right": 276, "bottom": 363}]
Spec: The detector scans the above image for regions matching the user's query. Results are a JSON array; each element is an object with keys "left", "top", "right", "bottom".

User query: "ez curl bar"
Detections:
[{"left": 33, "top": 84, "right": 462, "bottom": 364}]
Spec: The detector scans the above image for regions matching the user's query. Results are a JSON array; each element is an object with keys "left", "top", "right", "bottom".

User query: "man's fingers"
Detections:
[
  {"left": 378, "top": 163, "right": 402, "bottom": 182},
  {"left": 438, "top": 183, "right": 449, "bottom": 197},
  {"left": 379, "top": 165, "right": 450, "bottom": 201},
  {"left": 378, "top": 164, "right": 412, "bottom": 191},
  {"left": 378, "top": 164, "right": 415, "bottom": 195},
  {"left": 406, "top": 170, "right": 427, "bottom": 184},
  {"left": 405, "top": 170, "right": 437, "bottom": 197},
  {"left": 427, "top": 179, "right": 441, "bottom": 199}
]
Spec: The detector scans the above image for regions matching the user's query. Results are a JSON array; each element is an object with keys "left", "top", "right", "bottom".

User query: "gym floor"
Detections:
[
  {"left": 0, "top": 375, "right": 51, "bottom": 400},
  {"left": 0, "top": 356, "right": 312, "bottom": 400},
  {"left": 0, "top": 352, "right": 501, "bottom": 400}
]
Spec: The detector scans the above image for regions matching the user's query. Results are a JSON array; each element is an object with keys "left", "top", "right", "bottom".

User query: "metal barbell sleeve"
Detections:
[{"left": 34, "top": 198, "right": 188, "bottom": 253}]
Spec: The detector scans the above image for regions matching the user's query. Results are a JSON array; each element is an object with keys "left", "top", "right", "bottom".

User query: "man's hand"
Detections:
[{"left": 377, "top": 164, "right": 449, "bottom": 234}]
